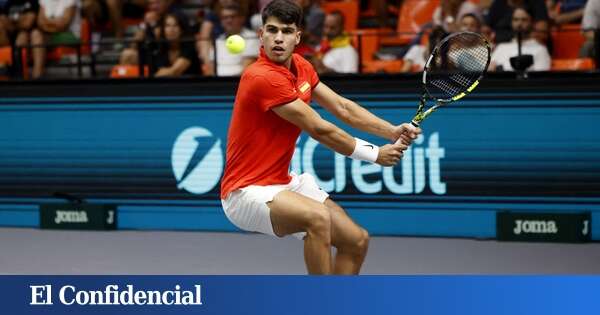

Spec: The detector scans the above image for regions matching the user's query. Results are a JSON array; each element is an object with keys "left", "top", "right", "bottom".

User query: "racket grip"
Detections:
[{"left": 411, "top": 121, "right": 420, "bottom": 128}]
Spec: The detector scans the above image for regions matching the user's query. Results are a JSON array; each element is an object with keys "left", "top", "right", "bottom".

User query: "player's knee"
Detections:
[
  {"left": 306, "top": 207, "right": 331, "bottom": 239},
  {"left": 31, "top": 29, "right": 44, "bottom": 44},
  {"left": 355, "top": 228, "right": 370, "bottom": 256}
]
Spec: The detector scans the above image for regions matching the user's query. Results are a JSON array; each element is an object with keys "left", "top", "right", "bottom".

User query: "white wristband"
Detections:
[{"left": 350, "top": 138, "right": 379, "bottom": 163}]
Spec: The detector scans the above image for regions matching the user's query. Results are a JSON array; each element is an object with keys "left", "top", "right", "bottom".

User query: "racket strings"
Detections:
[{"left": 426, "top": 32, "right": 489, "bottom": 100}]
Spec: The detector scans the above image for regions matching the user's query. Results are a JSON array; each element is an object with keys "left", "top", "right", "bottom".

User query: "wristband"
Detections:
[{"left": 350, "top": 138, "right": 379, "bottom": 163}]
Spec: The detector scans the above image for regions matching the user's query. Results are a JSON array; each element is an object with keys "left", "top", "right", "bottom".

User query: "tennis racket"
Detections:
[{"left": 411, "top": 31, "right": 491, "bottom": 127}]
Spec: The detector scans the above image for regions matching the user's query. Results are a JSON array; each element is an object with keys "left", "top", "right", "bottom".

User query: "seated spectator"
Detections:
[
  {"left": 311, "top": 10, "right": 358, "bottom": 74},
  {"left": 490, "top": 6, "right": 551, "bottom": 71},
  {"left": 0, "top": 0, "right": 39, "bottom": 50},
  {"left": 401, "top": 27, "right": 447, "bottom": 72},
  {"left": 196, "top": 0, "right": 253, "bottom": 60},
  {"left": 433, "top": 0, "right": 483, "bottom": 33},
  {"left": 205, "top": 3, "right": 258, "bottom": 76},
  {"left": 30, "top": 0, "right": 81, "bottom": 78},
  {"left": 486, "top": 0, "right": 549, "bottom": 43},
  {"left": 547, "top": 0, "right": 587, "bottom": 25},
  {"left": 580, "top": 0, "right": 598, "bottom": 58},
  {"left": 460, "top": 13, "right": 483, "bottom": 33},
  {"left": 154, "top": 12, "right": 199, "bottom": 77},
  {"left": 118, "top": 0, "right": 187, "bottom": 70},
  {"left": 532, "top": 14, "right": 553, "bottom": 52}
]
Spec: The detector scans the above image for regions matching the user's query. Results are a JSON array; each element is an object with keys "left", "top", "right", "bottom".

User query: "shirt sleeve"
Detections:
[
  {"left": 306, "top": 57, "right": 320, "bottom": 87},
  {"left": 532, "top": 46, "right": 551, "bottom": 71},
  {"left": 251, "top": 72, "right": 298, "bottom": 112},
  {"left": 582, "top": 0, "right": 600, "bottom": 30}
]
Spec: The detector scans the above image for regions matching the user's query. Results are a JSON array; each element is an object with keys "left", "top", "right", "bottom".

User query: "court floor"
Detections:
[{"left": 1, "top": 227, "right": 598, "bottom": 274}]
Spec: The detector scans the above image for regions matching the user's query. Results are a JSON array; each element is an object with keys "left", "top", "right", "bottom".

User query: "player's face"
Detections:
[{"left": 260, "top": 17, "right": 301, "bottom": 65}]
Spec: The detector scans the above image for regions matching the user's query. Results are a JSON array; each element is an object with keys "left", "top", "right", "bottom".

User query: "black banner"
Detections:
[
  {"left": 40, "top": 203, "right": 117, "bottom": 230},
  {"left": 497, "top": 212, "right": 591, "bottom": 243}
]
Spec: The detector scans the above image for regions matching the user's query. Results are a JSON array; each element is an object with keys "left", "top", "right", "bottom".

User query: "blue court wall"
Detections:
[{"left": 0, "top": 73, "right": 599, "bottom": 239}]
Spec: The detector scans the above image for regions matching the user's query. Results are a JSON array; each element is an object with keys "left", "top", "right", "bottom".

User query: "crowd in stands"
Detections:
[{"left": 0, "top": 0, "right": 598, "bottom": 79}]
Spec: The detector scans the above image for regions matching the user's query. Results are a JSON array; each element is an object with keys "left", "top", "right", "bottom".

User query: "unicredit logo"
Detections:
[{"left": 171, "top": 127, "right": 223, "bottom": 194}]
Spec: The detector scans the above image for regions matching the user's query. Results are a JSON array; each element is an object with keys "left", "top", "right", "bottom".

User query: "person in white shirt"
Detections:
[
  {"left": 490, "top": 6, "right": 551, "bottom": 72},
  {"left": 207, "top": 3, "right": 259, "bottom": 76},
  {"left": 31, "top": 0, "right": 81, "bottom": 78},
  {"left": 311, "top": 10, "right": 358, "bottom": 74},
  {"left": 580, "top": 0, "right": 599, "bottom": 58},
  {"left": 401, "top": 26, "right": 447, "bottom": 73}
]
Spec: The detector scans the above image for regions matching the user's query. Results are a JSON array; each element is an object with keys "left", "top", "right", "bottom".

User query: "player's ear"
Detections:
[
  {"left": 295, "top": 30, "right": 301, "bottom": 45},
  {"left": 258, "top": 27, "right": 264, "bottom": 44}
]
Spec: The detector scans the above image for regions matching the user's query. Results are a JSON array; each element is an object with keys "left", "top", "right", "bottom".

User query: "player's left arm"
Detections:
[{"left": 313, "top": 82, "right": 420, "bottom": 143}]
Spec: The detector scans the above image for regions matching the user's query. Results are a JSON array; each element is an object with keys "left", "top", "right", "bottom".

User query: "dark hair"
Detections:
[
  {"left": 261, "top": 0, "right": 303, "bottom": 28},
  {"left": 329, "top": 10, "right": 345, "bottom": 28},
  {"left": 512, "top": 5, "right": 534, "bottom": 19},
  {"left": 162, "top": 12, "right": 191, "bottom": 37},
  {"left": 428, "top": 26, "right": 448, "bottom": 50},
  {"left": 220, "top": 3, "right": 243, "bottom": 17},
  {"left": 461, "top": 13, "right": 481, "bottom": 27}
]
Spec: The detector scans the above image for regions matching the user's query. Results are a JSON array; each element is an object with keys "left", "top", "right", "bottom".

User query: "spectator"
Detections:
[
  {"left": 580, "top": 0, "right": 599, "bottom": 58},
  {"left": 401, "top": 26, "right": 447, "bottom": 73},
  {"left": 206, "top": 3, "right": 258, "bottom": 76},
  {"left": 30, "top": 0, "right": 81, "bottom": 78},
  {"left": 371, "top": 0, "right": 402, "bottom": 28},
  {"left": 295, "top": 0, "right": 324, "bottom": 47},
  {"left": 311, "top": 10, "right": 358, "bottom": 74},
  {"left": 460, "top": 12, "right": 483, "bottom": 33},
  {"left": 0, "top": 0, "right": 39, "bottom": 49},
  {"left": 547, "top": 0, "right": 587, "bottom": 25},
  {"left": 532, "top": 14, "right": 553, "bottom": 52},
  {"left": 118, "top": 0, "right": 187, "bottom": 69},
  {"left": 154, "top": 12, "right": 199, "bottom": 77},
  {"left": 486, "top": 0, "right": 549, "bottom": 43},
  {"left": 490, "top": 6, "right": 551, "bottom": 71},
  {"left": 433, "top": 0, "right": 483, "bottom": 33}
]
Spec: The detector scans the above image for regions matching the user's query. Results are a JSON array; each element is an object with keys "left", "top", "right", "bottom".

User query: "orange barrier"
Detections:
[
  {"left": 110, "top": 65, "right": 149, "bottom": 78},
  {"left": 551, "top": 58, "right": 595, "bottom": 71}
]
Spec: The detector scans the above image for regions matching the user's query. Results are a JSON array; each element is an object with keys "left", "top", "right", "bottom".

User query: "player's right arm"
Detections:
[{"left": 272, "top": 99, "right": 406, "bottom": 166}]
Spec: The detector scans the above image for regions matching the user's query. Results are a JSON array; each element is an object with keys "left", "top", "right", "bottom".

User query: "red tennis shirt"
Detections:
[{"left": 220, "top": 49, "right": 320, "bottom": 199}]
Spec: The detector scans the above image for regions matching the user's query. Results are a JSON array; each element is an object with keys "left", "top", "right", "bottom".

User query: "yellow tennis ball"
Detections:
[{"left": 225, "top": 34, "right": 245, "bottom": 54}]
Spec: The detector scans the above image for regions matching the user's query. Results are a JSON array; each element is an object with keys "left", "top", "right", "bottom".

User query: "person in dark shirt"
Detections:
[
  {"left": 0, "top": 0, "right": 38, "bottom": 47},
  {"left": 154, "top": 12, "right": 199, "bottom": 77},
  {"left": 486, "top": 0, "right": 549, "bottom": 43}
]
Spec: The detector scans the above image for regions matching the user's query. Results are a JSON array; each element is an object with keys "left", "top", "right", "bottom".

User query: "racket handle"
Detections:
[{"left": 411, "top": 121, "right": 420, "bottom": 128}]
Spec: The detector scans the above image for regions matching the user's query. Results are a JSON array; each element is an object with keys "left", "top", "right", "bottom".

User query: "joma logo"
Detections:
[
  {"left": 54, "top": 210, "right": 89, "bottom": 224},
  {"left": 513, "top": 219, "right": 558, "bottom": 235}
]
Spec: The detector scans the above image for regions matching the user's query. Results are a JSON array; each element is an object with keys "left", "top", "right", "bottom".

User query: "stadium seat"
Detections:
[
  {"left": 47, "top": 18, "right": 92, "bottom": 61},
  {"left": 355, "top": 28, "right": 381, "bottom": 66},
  {"left": 0, "top": 46, "right": 12, "bottom": 66},
  {"left": 551, "top": 24, "right": 585, "bottom": 59},
  {"left": 321, "top": 0, "right": 359, "bottom": 31},
  {"left": 551, "top": 58, "right": 595, "bottom": 71},
  {"left": 110, "top": 65, "right": 149, "bottom": 78},
  {"left": 380, "top": 0, "right": 440, "bottom": 46}
]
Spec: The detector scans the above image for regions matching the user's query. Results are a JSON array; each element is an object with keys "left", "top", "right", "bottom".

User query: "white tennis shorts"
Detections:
[{"left": 221, "top": 172, "right": 329, "bottom": 239}]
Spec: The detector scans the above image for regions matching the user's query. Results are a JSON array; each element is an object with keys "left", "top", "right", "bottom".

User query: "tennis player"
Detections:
[{"left": 220, "top": 0, "right": 421, "bottom": 275}]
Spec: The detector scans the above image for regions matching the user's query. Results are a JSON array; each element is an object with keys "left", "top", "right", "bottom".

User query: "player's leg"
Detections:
[
  {"left": 268, "top": 190, "right": 333, "bottom": 275},
  {"left": 324, "top": 198, "right": 370, "bottom": 275}
]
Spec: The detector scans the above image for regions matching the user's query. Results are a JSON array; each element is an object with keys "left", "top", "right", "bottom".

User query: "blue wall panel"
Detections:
[{"left": 0, "top": 82, "right": 599, "bottom": 239}]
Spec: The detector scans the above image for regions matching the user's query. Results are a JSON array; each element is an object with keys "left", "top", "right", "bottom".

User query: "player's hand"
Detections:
[
  {"left": 376, "top": 142, "right": 407, "bottom": 166},
  {"left": 392, "top": 123, "right": 422, "bottom": 145}
]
